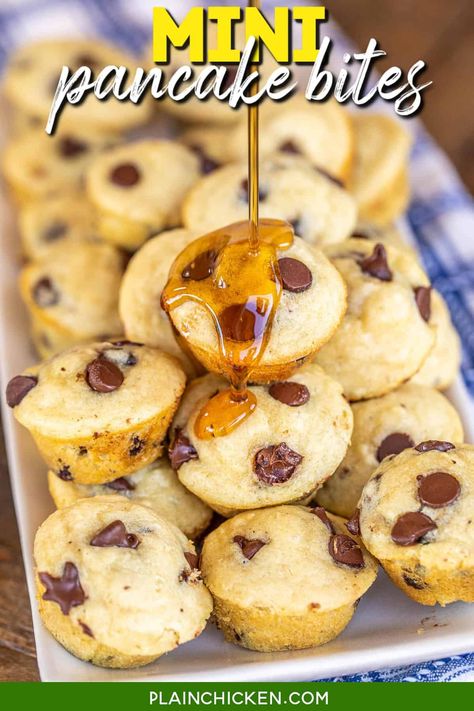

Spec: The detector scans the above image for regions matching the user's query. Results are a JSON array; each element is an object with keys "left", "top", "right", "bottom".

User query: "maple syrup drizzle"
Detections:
[{"left": 162, "top": 0, "right": 294, "bottom": 440}]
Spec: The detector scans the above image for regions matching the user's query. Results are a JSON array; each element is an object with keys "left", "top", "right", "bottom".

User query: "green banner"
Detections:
[{"left": 0, "top": 681, "right": 471, "bottom": 709}]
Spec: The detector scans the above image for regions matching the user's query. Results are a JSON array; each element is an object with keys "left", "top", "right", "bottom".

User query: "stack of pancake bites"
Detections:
[{"left": 1, "top": 38, "right": 473, "bottom": 669}]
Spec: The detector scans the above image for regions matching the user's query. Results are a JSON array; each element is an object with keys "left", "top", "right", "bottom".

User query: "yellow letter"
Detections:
[
  {"left": 152, "top": 7, "right": 204, "bottom": 64},
  {"left": 208, "top": 6, "right": 242, "bottom": 63},
  {"left": 246, "top": 7, "right": 290, "bottom": 63},
  {"left": 293, "top": 6, "right": 327, "bottom": 63}
]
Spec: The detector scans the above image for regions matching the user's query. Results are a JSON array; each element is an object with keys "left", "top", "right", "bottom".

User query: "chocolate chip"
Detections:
[
  {"left": 359, "top": 243, "right": 393, "bottom": 281},
  {"left": 112, "top": 340, "right": 144, "bottom": 348},
  {"left": 184, "top": 552, "right": 199, "bottom": 569},
  {"left": 182, "top": 250, "right": 218, "bottom": 281},
  {"left": 78, "top": 446, "right": 88, "bottom": 457},
  {"left": 278, "top": 258, "right": 313, "bottom": 293},
  {"left": 312, "top": 506, "right": 336, "bottom": 534},
  {"left": 220, "top": 303, "right": 266, "bottom": 342},
  {"left": 391, "top": 512, "right": 437, "bottom": 546},
  {"left": 169, "top": 428, "right": 198, "bottom": 470},
  {"left": 279, "top": 140, "right": 300, "bottom": 154},
  {"left": 90, "top": 520, "right": 139, "bottom": 549},
  {"left": 233, "top": 535, "right": 266, "bottom": 560},
  {"left": 32, "top": 277, "right": 59, "bottom": 307},
  {"left": 221, "top": 65, "right": 238, "bottom": 91},
  {"left": 402, "top": 573, "right": 427, "bottom": 590},
  {"left": 6, "top": 375, "right": 37, "bottom": 407},
  {"left": 86, "top": 357, "right": 124, "bottom": 393},
  {"left": 414, "top": 286, "right": 431, "bottom": 322},
  {"left": 418, "top": 472, "right": 460, "bottom": 508},
  {"left": 239, "top": 178, "right": 267, "bottom": 203},
  {"left": 39, "top": 562, "right": 86, "bottom": 615},
  {"left": 253, "top": 443, "right": 303, "bottom": 485},
  {"left": 346, "top": 509, "right": 361, "bottom": 536},
  {"left": 58, "top": 136, "right": 88, "bottom": 158},
  {"left": 75, "top": 54, "right": 98, "bottom": 69},
  {"left": 415, "top": 440, "right": 454, "bottom": 453},
  {"left": 43, "top": 222, "right": 68, "bottom": 243},
  {"left": 189, "top": 145, "right": 221, "bottom": 175},
  {"left": 376, "top": 432, "right": 415, "bottom": 462},
  {"left": 328, "top": 534, "right": 364, "bottom": 568},
  {"left": 57, "top": 466, "right": 73, "bottom": 481},
  {"left": 105, "top": 476, "right": 135, "bottom": 492},
  {"left": 79, "top": 620, "right": 94, "bottom": 637},
  {"left": 269, "top": 381, "right": 310, "bottom": 407},
  {"left": 314, "top": 166, "right": 344, "bottom": 188},
  {"left": 129, "top": 436, "right": 144, "bottom": 456},
  {"left": 109, "top": 163, "right": 141, "bottom": 187}
]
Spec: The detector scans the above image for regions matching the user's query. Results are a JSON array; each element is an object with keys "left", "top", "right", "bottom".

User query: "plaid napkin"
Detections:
[{"left": 0, "top": 0, "right": 473, "bottom": 684}]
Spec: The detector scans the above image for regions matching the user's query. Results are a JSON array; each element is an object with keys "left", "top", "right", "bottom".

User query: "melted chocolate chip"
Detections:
[
  {"left": 328, "top": 534, "right": 364, "bottom": 568},
  {"left": 109, "top": 163, "right": 141, "bottom": 187},
  {"left": 289, "top": 217, "right": 301, "bottom": 236},
  {"left": 312, "top": 506, "right": 336, "bottom": 534},
  {"left": 376, "top": 432, "right": 415, "bottom": 462},
  {"left": 106, "top": 476, "right": 135, "bottom": 492},
  {"left": 57, "top": 466, "right": 73, "bottom": 481},
  {"left": 43, "top": 222, "right": 68, "bottom": 242},
  {"left": 169, "top": 428, "right": 198, "bottom": 470},
  {"left": 233, "top": 535, "right": 266, "bottom": 560},
  {"left": 6, "top": 375, "right": 37, "bottom": 407},
  {"left": 58, "top": 136, "right": 88, "bottom": 158},
  {"left": 221, "top": 65, "right": 238, "bottom": 91},
  {"left": 39, "top": 562, "right": 86, "bottom": 615},
  {"left": 32, "top": 277, "right": 59, "bottom": 307},
  {"left": 414, "top": 286, "right": 432, "bottom": 322},
  {"left": 278, "top": 258, "right": 313, "bottom": 293},
  {"left": 90, "top": 520, "right": 139, "bottom": 549},
  {"left": 79, "top": 620, "right": 94, "bottom": 637},
  {"left": 86, "top": 357, "right": 124, "bottom": 393},
  {"left": 415, "top": 440, "right": 454, "bottom": 453},
  {"left": 346, "top": 509, "right": 361, "bottom": 536},
  {"left": 184, "top": 552, "right": 199, "bottom": 569},
  {"left": 402, "top": 573, "right": 427, "bottom": 590},
  {"left": 418, "top": 472, "right": 460, "bottom": 508},
  {"left": 220, "top": 303, "right": 266, "bottom": 342},
  {"left": 182, "top": 250, "right": 217, "bottom": 281},
  {"left": 253, "top": 443, "right": 303, "bottom": 485},
  {"left": 78, "top": 446, "right": 88, "bottom": 457},
  {"left": 129, "top": 436, "right": 144, "bottom": 457},
  {"left": 75, "top": 53, "right": 98, "bottom": 69},
  {"left": 269, "top": 381, "right": 310, "bottom": 407},
  {"left": 359, "top": 243, "right": 393, "bottom": 281},
  {"left": 391, "top": 512, "right": 437, "bottom": 546},
  {"left": 239, "top": 178, "right": 267, "bottom": 203},
  {"left": 279, "top": 140, "right": 300, "bottom": 154}
]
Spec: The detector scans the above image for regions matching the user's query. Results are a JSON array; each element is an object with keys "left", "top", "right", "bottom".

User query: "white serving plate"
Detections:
[{"left": 0, "top": 182, "right": 473, "bottom": 681}]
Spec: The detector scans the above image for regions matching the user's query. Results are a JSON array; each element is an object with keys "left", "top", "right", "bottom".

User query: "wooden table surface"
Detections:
[{"left": 1, "top": 0, "right": 473, "bottom": 682}]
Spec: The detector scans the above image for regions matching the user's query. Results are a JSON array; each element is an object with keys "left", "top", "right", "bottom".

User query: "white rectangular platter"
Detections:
[{"left": 1, "top": 184, "right": 473, "bottom": 682}]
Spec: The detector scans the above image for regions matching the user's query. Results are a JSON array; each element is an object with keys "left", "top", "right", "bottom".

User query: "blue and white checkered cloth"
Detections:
[{"left": 0, "top": 0, "right": 473, "bottom": 683}]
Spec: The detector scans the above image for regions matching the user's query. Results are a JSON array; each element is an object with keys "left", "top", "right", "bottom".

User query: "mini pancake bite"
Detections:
[
  {"left": 316, "top": 383, "right": 464, "bottom": 518},
  {"left": 226, "top": 96, "right": 354, "bottom": 182},
  {"left": 168, "top": 367, "right": 353, "bottom": 516},
  {"left": 19, "top": 241, "right": 124, "bottom": 359},
  {"left": 162, "top": 221, "right": 347, "bottom": 385},
  {"left": 2, "top": 127, "right": 117, "bottom": 205},
  {"left": 47, "top": 457, "right": 212, "bottom": 540},
  {"left": 182, "top": 159, "right": 357, "bottom": 247},
  {"left": 18, "top": 193, "right": 100, "bottom": 261},
  {"left": 119, "top": 228, "right": 200, "bottom": 377},
  {"left": 6, "top": 341, "right": 186, "bottom": 485},
  {"left": 315, "top": 238, "right": 436, "bottom": 400},
  {"left": 349, "top": 113, "right": 412, "bottom": 226},
  {"left": 359, "top": 442, "right": 474, "bottom": 605},
  {"left": 34, "top": 497, "right": 212, "bottom": 668},
  {"left": 410, "top": 290, "right": 461, "bottom": 390},
  {"left": 200, "top": 505, "right": 377, "bottom": 651},
  {"left": 86, "top": 140, "right": 201, "bottom": 250},
  {"left": 3, "top": 38, "right": 152, "bottom": 132}
]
